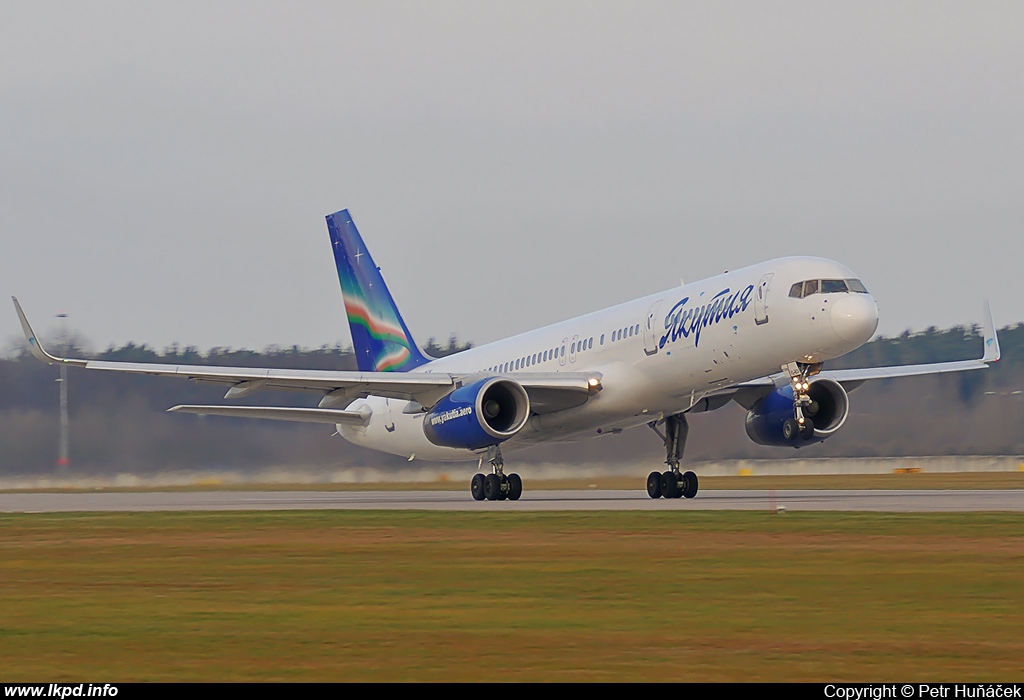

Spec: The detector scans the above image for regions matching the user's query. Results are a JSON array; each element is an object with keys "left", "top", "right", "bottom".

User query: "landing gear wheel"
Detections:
[
  {"left": 471, "top": 473, "right": 486, "bottom": 501},
  {"left": 507, "top": 473, "right": 523, "bottom": 501},
  {"left": 783, "top": 419, "right": 799, "bottom": 440},
  {"left": 484, "top": 473, "right": 502, "bottom": 501},
  {"left": 660, "top": 470, "right": 680, "bottom": 499},
  {"left": 682, "top": 470, "right": 698, "bottom": 499},
  {"left": 497, "top": 474, "right": 509, "bottom": 501},
  {"left": 800, "top": 418, "right": 815, "bottom": 440},
  {"left": 646, "top": 471, "right": 662, "bottom": 499}
]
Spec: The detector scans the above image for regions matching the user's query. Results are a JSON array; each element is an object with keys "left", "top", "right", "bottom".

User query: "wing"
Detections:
[
  {"left": 12, "top": 297, "right": 600, "bottom": 411},
  {"left": 693, "top": 301, "right": 1000, "bottom": 411}
]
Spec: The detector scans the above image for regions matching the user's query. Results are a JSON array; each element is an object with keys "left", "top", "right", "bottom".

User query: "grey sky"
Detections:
[{"left": 3, "top": 2, "right": 1022, "bottom": 354}]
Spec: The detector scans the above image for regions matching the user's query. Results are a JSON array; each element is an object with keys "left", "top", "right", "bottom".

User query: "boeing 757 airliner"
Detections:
[{"left": 13, "top": 209, "right": 1000, "bottom": 501}]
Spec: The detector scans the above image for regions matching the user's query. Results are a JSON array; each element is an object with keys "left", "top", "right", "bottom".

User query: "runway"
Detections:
[{"left": 1, "top": 489, "right": 1021, "bottom": 513}]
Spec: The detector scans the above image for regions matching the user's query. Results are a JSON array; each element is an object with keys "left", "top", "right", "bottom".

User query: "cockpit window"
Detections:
[{"left": 789, "top": 277, "right": 871, "bottom": 298}]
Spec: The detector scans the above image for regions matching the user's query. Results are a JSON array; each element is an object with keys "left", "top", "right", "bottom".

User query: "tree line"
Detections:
[{"left": 0, "top": 326, "right": 1021, "bottom": 476}]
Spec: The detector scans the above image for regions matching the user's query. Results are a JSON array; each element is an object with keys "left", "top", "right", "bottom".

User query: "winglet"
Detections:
[
  {"left": 981, "top": 300, "right": 1000, "bottom": 363},
  {"left": 11, "top": 297, "right": 85, "bottom": 366}
]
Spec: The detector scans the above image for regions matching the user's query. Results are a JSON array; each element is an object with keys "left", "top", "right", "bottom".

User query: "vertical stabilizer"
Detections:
[{"left": 326, "top": 209, "right": 431, "bottom": 372}]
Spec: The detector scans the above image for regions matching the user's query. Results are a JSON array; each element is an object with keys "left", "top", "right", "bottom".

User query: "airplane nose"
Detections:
[{"left": 831, "top": 295, "right": 879, "bottom": 344}]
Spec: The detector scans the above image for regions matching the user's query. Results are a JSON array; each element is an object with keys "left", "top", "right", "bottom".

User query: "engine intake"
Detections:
[
  {"left": 744, "top": 378, "right": 850, "bottom": 447},
  {"left": 423, "top": 378, "right": 530, "bottom": 450}
]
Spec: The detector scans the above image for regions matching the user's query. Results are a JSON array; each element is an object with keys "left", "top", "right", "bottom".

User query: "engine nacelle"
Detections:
[
  {"left": 422, "top": 378, "right": 531, "bottom": 450},
  {"left": 744, "top": 378, "right": 850, "bottom": 447}
]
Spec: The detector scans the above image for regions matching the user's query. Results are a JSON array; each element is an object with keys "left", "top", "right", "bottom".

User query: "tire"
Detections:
[
  {"left": 660, "top": 470, "right": 679, "bottom": 499},
  {"left": 800, "top": 418, "right": 815, "bottom": 440},
  {"left": 646, "top": 471, "right": 662, "bottom": 499},
  {"left": 484, "top": 473, "right": 502, "bottom": 501},
  {"left": 682, "top": 470, "right": 698, "bottom": 499},
  {"left": 471, "top": 473, "right": 486, "bottom": 501},
  {"left": 783, "top": 419, "right": 798, "bottom": 440},
  {"left": 507, "top": 473, "right": 523, "bottom": 501}
]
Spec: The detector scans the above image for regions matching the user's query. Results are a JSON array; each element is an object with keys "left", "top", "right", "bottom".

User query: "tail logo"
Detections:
[{"left": 327, "top": 210, "right": 430, "bottom": 373}]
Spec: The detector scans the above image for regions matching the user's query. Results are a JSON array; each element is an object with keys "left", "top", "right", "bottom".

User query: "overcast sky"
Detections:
[{"left": 3, "top": 2, "right": 1022, "bottom": 355}]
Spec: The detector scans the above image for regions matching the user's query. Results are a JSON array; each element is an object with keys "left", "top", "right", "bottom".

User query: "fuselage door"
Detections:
[
  {"left": 569, "top": 334, "right": 579, "bottom": 364},
  {"left": 754, "top": 273, "right": 774, "bottom": 326},
  {"left": 559, "top": 337, "right": 568, "bottom": 367},
  {"left": 643, "top": 300, "right": 663, "bottom": 356}
]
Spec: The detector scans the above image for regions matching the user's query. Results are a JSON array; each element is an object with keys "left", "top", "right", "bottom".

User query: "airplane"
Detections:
[{"left": 13, "top": 208, "right": 1001, "bottom": 502}]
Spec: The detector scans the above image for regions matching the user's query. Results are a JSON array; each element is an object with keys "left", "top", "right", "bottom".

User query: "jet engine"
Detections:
[
  {"left": 744, "top": 378, "right": 850, "bottom": 447},
  {"left": 422, "top": 378, "right": 531, "bottom": 450}
]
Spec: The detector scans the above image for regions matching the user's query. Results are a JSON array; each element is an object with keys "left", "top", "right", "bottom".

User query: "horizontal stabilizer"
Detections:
[{"left": 168, "top": 404, "right": 371, "bottom": 426}]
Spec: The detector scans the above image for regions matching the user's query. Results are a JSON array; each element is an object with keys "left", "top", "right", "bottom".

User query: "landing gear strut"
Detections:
[
  {"left": 647, "top": 414, "right": 698, "bottom": 499},
  {"left": 783, "top": 361, "right": 821, "bottom": 441},
  {"left": 470, "top": 445, "right": 523, "bottom": 502}
]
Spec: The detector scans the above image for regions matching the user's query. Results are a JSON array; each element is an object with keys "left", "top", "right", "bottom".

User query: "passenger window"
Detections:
[
  {"left": 600, "top": 334, "right": 605, "bottom": 345},
  {"left": 804, "top": 279, "right": 819, "bottom": 296},
  {"left": 789, "top": 282, "right": 804, "bottom": 298}
]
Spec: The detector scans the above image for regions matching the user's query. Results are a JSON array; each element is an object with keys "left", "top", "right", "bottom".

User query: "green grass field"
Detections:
[{"left": 1, "top": 511, "right": 1022, "bottom": 681}]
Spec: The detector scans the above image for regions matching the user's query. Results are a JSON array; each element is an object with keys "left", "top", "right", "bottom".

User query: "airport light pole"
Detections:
[{"left": 56, "top": 312, "right": 70, "bottom": 471}]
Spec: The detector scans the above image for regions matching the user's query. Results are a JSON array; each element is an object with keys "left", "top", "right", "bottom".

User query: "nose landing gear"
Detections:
[
  {"left": 646, "top": 414, "right": 699, "bottom": 499},
  {"left": 783, "top": 361, "right": 821, "bottom": 441}
]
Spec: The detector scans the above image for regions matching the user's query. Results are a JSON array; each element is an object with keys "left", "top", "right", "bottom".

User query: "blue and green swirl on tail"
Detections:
[{"left": 326, "top": 210, "right": 431, "bottom": 373}]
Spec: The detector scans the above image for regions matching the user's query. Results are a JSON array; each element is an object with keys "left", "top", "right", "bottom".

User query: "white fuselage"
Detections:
[{"left": 339, "top": 256, "right": 879, "bottom": 462}]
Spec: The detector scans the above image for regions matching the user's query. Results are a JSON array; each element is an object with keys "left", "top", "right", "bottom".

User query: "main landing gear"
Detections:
[
  {"left": 646, "top": 413, "right": 698, "bottom": 499},
  {"left": 470, "top": 445, "right": 523, "bottom": 502},
  {"left": 783, "top": 361, "right": 821, "bottom": 442}
]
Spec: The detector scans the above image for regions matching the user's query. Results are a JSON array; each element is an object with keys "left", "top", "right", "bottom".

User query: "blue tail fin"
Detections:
[{"left": 326, "top": 210, "right": 431, "bottom": 372}]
